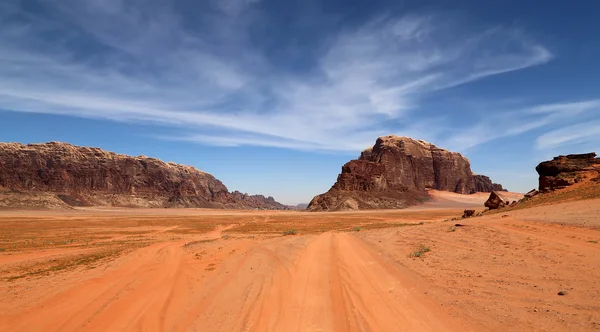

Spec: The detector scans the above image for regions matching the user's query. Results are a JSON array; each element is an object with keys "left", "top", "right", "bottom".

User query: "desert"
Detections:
[
  {"left": 1, "top": 143, "right": 600, "bottom": 331},
  {"left": 1, "top": 180, "right": 600, "bottom": 331},
  {"left": 2, "top": 2, "right": 600, "bottom": 330}
]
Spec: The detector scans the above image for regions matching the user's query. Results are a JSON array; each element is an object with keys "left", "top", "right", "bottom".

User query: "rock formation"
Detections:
[
  {"left": 472, "top": 175, "right": 506, "bottom": 192},
  {"left": 536, "top": 153, "right": 600, "bottom": 192},
  {"left": 308, "top": 136, "right": 504, "bottom": 211},
  {"left": 0, "top": 142, "right": 287, "bottom": 209}
]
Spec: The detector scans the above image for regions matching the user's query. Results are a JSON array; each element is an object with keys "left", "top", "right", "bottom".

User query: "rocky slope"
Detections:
[
  {"left": 481, "top": 152, "right": 600, "bottom": 212},
  {"left": 0, "top": 142, "right": 286, "bottom": 209},
  {"left": 308, "top": 136, "right": 503, "bottom": 211}
]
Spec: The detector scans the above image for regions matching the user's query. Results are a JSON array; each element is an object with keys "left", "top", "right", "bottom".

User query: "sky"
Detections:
[{"left": 1, "top": 0, "right": 599, "bottom": 204}]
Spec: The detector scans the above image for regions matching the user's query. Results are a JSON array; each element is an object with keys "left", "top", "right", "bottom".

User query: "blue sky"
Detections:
[{"left": 1, "top": 0, "right": 599, "bottom": 204}]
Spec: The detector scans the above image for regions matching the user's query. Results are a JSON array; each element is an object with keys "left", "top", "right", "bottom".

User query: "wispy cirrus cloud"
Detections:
[
  {"left": 442, "top": 99, "right": 600, "bottom": 151},
  {"left": 536, "top": 120, "right": 600, "bottom": 150},
  {"left": 0, "top": 0, "right": 557, "bottom": 151}
]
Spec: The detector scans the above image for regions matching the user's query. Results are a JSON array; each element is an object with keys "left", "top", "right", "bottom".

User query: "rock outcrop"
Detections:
[
  {"left": 308, "top": 136, "right": 504, "bottom": 211},
  {"left": 0, "top": 142, "right": 286, "bottom": 209},
  {"left": 524, "top": 189, "right": 539, "bottom": 199},
  {"left": 472, "top": 175, "right": 506, "bottom": 192},
  {"left": 536, "top": 153, "right": 600, "bottom": 192}
]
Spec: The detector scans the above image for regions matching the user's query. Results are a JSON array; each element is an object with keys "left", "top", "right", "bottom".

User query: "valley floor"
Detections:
[{"left": 0, "top": 198, "right": 599, "bottom": 331}]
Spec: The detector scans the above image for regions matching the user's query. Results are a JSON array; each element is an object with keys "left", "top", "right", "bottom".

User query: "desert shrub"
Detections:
[
  {"left": 409, "top": 244, "right": 431, "bottom": 258},
  {"left": 283, "top": 229, "right": 297, "bottom": 236}
]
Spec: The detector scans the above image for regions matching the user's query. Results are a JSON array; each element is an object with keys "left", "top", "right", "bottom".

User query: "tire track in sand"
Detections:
[
  {"left": 250, "top": 232, "right": 459, "bottom": 332},
  {"left": 2, "top": 230, "right": 461, "bottom": 332},
  {"left": 2, "top": 225, "right": 236, "bottom": 332}
]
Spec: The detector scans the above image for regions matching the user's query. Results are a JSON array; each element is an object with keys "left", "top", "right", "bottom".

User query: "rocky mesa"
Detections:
[
  {"left": 308, "top": 135, "right": 504, "bottom": 211},
  {"left": 536, "top": 153, "right": 600, "bottom": 192},
  {"left": 0, "top": 142, "right": 286, "bottom": 209}
]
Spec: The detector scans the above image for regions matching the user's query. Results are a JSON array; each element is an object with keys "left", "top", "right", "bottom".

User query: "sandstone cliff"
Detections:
[
  {"left": 0, "top": 142, "right": 286, "bottom": 209},
  {"left": 536, "top": 153, "right": 600, "bottom": 192},
  {"left": 308, "top": 136, "right": 503, "bottom": 211}
]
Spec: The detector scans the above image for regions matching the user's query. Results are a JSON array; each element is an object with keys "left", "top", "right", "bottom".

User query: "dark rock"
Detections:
[
  {"left": 525, "top": 189, "right": 539, "bottom": 199},
  {"left": 0, "top": 142, "right": 287, "bottom": 209},
  {"left": 462, "top": 209, "right": 475, "bottom": 218},
  {"left": 485, "top": 191, "right": 510, "bottom": 210},
  {"left": 557, "top": 291, "right": 568, "bottom": 296}
]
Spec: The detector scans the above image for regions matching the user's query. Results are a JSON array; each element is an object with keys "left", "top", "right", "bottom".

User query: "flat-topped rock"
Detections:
[
  {"left": 308, "top": 136, "right": 504, "bottom": 211},
  {"left": 0, "top": 142, "right": 286, "bottom": 209}
]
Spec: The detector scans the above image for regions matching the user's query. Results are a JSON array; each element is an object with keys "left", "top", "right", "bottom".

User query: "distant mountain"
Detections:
[
  {"left": 0, "top": 142, "right": 287, "bottom": 210},
  {"left": 284, "top": 203, "right": 309, "bottom": 210},
  {"left": 308, "top": 135, "right": 504, "bottom": 211}
]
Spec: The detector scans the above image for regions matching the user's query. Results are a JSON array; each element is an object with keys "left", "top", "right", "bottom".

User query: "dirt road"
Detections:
[
  {"left": 1, "top": 230, "right": 461, "bottom": 332},
  {"left": 1, "top": 199, "right": 599, "bottom": 331}
]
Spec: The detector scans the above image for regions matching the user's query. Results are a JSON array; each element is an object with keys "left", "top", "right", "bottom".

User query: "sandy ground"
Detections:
[{"left": 1, "top": 196, "right": 599, "bottom": 331}]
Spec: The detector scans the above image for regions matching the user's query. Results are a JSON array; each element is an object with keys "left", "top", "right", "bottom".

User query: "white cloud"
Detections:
[
  {"left": 536, "top": 120, "right": 600, "bottom": 150},
  {"left": 0, "top": 2, "right": 557, "bottom": 152},
  {"left": 442, "top": 99, "right": 600, "bottom": 152},
  {"left": 530, "top": 100, "right": 600, "bottom": 114}
]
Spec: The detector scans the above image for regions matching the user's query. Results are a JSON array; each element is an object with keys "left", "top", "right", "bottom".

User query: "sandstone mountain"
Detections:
[
  {"left": 308, "top": 136, "right": 504, "bottom": 211},
  {"left": 0, "top": 142, "right": 286, "bottom": 210}
]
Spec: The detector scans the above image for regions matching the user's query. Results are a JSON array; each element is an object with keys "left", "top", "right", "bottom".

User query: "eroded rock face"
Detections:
[
  {"left": 536, "top": 153, "right": 600, "bottom": 192},
  {"left": 472, "top": 175, "right": 505, "bottom": 192},
  {"left": 308, "top": 136, "right": 504, "bottom": 211},
  {"left": 0, "top": 142, "right": 286, "bottom": 209}
]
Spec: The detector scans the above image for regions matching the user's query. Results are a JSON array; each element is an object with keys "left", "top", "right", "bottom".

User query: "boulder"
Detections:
[
  {"left": 462, "top": 209, "right": 475, "bottom": 218},
  {"left": 524, "top": 189, "right": 539, "bottom": 199},
  {"left": 484, "top": 191, "right": 510, "bottom": 210}
]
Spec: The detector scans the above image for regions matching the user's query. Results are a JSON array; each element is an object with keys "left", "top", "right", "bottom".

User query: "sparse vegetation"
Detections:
[
  {"left": 352, "top": 226, "right": 361, "bottom": 232},
  {"left": 221, "top": 234, "right": 230, "bottom": 240},
  {"left": 283, "top": 229, "right": 298, "bottom": 236},
  {"left": 409, "top": 244, "right": 431, "bottom": 258},
  {"left": 449, "top": 226, "right": 456, "bottom": 232},
  {"left": 6, "top": 249, "right": 125, "bottom": 281},
  {"left": 183, "top": 239, "right": 216, "bottom": 247},
  {"left": 588, "top": 240, "right": 598, "bottom": 244}
]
